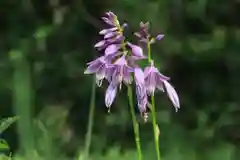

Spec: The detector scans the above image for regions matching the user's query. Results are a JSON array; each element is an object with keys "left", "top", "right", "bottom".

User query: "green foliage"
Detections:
[{"left": 0, "top": 117, "right": 19, "bottom": 134}]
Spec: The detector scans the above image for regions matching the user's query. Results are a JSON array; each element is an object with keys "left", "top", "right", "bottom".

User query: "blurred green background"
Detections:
[{"left": 1, "top": 0, "right": 240, "bottom": 159}]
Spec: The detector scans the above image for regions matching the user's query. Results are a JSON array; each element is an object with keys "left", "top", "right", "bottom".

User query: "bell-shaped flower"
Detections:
[
  {"left": 127, "top": 42, "right": 146, "bottom": 60},
  {"left": 163, "top": 80, "right": 180, "bottom": 112},
  {"left": 134, "top": 67, "right": 148, "bottom": 113},
  {"left": 101, "top": 11, "right": 118, "bottom": 26},
  {"left": 105, "top": 82, "right": 118, "bottom": 108},
  {"left": 110, "top": 55, "right": 132, "bottom": 89},
  {"left": 144, "top": 61, "right": 180, "bottom": 111},
  {"left": 84, "top": 56, "right": 110, "bottom": 87},
  {"left": 99, "top": 27, "right": 118, "bottom": 35},
  {"left": 104, "top": 44, "right": 121, "bottom": 56},
  {"left": 150, "top": 34, "right": 165, "bottom": 44}
]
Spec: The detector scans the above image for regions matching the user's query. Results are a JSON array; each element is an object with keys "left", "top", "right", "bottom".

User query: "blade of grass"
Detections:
[{"left": 82, "top": 77, "right": 96, "bottom": 160}]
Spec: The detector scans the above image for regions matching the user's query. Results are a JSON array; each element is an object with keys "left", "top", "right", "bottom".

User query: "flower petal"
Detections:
[
  {"left": 136, "top": 86, "right": 147, "bottom": 113},
  {"left": 134, "top": 67, "right": 145, "bottom": 84},
  {"left": 105, "top": 44, "right": 120, "bottom": 55},
  {"left": 99, "top": 27, "right": 118, "bottom": 35},
  {"left": 163, "top": 80, "right": 180, "bottom": 111},
  {"left": 105, "top": 83, "right": 118, "bottom": 107},
  {"left": 123, "top": 66, "right": 132, "bottom": 84},
  {"left": 156, "top": 34, "right": 164, "bottom": 41},
  {"left": 104, "top": 31, "right": 116, "bottom": 39},
  {"left": 127, "top": 42, "right": 144, "bottom": 58},
  {"left": 84, "top": 58, "right": 102, "bottom": 74},
  {"left": 144, "top": 66, "right": 152, "bottom": 78},
  {"left": 114, "top": 55, "right": 127, "bottom": 66},
  {"left": 94, "top": 40, "right": 105, "bottom": 48}
]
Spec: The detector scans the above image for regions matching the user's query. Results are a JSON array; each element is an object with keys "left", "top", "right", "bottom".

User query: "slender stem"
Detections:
[
  {"left": 127, "top": 85, "right": 142, "bottom": 160},
  {"left": 83, "top": 77, "right": 96, "bottom": 160},
  {"left": 117, "top": 23, "right": 142, "bottom": 159},
  {"left": 151, "top": 95, "right": 161, "bottom": 160},
  {"left": 147, "top": 42, "right": 161, "bottom": 160}
]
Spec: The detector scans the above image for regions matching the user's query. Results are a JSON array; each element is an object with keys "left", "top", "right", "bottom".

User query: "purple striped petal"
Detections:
[
  {"left": 156, "top": 34, "right": 164, "bottom": 41},
  {"left": 105, "top": 44, "right": 120, "bottom": 55},
  {"left": 104, "top": 31, "right": 117, "bottom": 39},
  {"left": 163, "top": 80, "right": 180, "bottom": 111},
  {"left": 105, "top": 83, "right": 118, "bottom": 107},
  {"left": 99, "top": 27, "right": 118, "bottom": 35},
  {"left": 127, "top": 42, "right": 145, "bottom": 58},
  {"left": 94, "top": 40, "right": 105, "bottom": 48}
]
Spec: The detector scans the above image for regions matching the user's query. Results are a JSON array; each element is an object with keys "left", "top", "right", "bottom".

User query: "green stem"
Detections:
[
  {"left": 127, "top": 85, "right": 142, "bottom": 160},
  {"left": 83, "top": 77, "right": 96, "bottom": 160},
  {"left": 147, "top": 42, "right": 161, "bottom": 160},
  {"left": 117, "top": 23, "right": 142, "bottom": 159},
  {"left": 151, "top": 95, "right": 161, "bottom": 160}
]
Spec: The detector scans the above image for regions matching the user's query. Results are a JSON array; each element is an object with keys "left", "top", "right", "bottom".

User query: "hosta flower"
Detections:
[
  {"left": 104, "top": 44, "right": 121, "bottom": 56},
  {"left": 134, "top": 21, "right": 150, "bottom": 42},
  {"left": 127, "top": 42, "right": 146, "bottom": 60},
  {"left": 134, "top": 67, "right": 147, "bottom": 113},
  {"left": 105, "top": 82, "right": 118, "bottom": 108},
  {"left": 144, "top": 61, "right": 180, "bottom": 111},
  {"left": 84, "top": 56, "right": 110, "bottom": 87},
  {"left": 111, "top": 55, "right": 132, "bottom": 89},
  {"left": 94, "top": 12, "right": 127, "bottom": 59},
  {"left": 101, "top": 11, "right": 119, "bottom": 26},
  {"left": 134, "top": 21, "right": 164, "bottom": 44}
]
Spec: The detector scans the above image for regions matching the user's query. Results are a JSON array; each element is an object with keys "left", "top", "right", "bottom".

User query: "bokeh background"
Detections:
[{"left": 1, "top": 0, "right": 240, "bottom": 159}]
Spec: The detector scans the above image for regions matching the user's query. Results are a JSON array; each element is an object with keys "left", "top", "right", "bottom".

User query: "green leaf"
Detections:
[
  {"left": 0, "top": 139, "right": 9, "bottom": 150},
  {"left": 0, "top": 116, "right": 19, "bottom": 134},
  {"left": 0, "top": 154, "right": 11, "bottom": 160}
]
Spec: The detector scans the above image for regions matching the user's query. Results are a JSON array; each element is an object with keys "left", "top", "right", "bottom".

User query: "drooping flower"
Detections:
[
  {"left": 163, "top": 80, "right": 180, "bottom": 112},
  {"left": 134, "top": 67, "right": 147, "bottom": 113},
  {"left": 111, "top": 55, "right": 132, "bottom": 89},
  {"left": 127, "top": 42, "right": 146, "bottom": 60},
  {"left": 105, "top": 82, "right": 118, "bottom": 108},
  {"left": 104, "top": 44, "right": 121, "bottom": 56},
  {"left": 84, "top": 56, "right": 110, "bottom": 87},
  {"left": 144, "top": 61, "right": 180, "bottom": 111}
]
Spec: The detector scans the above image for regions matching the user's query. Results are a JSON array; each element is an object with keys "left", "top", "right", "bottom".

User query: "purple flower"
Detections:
[
  {"left": 134, "top": 67, "right": 147, "bottom": 113},
  {"left": 149, "top": 34, "right": 165, "bottom": 44},
  {"left": 99, "top": 27, "right": 118, "bottom": 35},
  {"left": 134, "top": 21, "right": 164, "bottom": 44},
  {"left": 105, "top": 82, "right": 118, "bottom": 108},
  {"left": 127, "top": 42, "right": 146, "bottom": 60},
  {"left": 111, "top": 55, "right": 132, "bottom": 89},
  {"left": 163, "top": 80, "right": 180, "bottom": 112},
  {"left": 94, "top": 12, "right": 126, "bottom": 59},
  {"left": 105, "top": 44, "right": 121, "bottom": 56},
  {"left": 84, "top": 56, "right": 110, "bottom": 87},
  {"left": 144, "top": 62, "right": 180, "bottom": 111},
  {"left": 101, "top": 11, "right": 118, "bottom": 26},
  {"left": 134, "top": 21, "right": 150, "bottom": 42}
]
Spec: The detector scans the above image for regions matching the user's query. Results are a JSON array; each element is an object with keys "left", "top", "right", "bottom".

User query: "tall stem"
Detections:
[
  {"left": 127, "top": 85, "right": 142, "bottom": 160},
  {"left": 147, "top": 42, "right": 161, "bottom": 160},
  {"left": 117, "top": 22, "right": 143, "bottom": 159},
  {"left": 83, "top": 77, "right": 96, "bottom": 160}
]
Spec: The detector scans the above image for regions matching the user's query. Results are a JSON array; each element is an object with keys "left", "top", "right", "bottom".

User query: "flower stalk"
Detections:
[
  {"left": 127, "top": 85, "right": 142, "bottom": 160},
  {"left": 117, "top": 22, "right": 143, "bottom": 160},
  {"left": 147, "top": 41, "right": 161, "bottom": 160}
]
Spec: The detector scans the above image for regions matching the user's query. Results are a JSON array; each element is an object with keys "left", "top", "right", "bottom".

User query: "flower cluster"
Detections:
[{"left": 84, "top": 12, "right": 180, "bottom": 114}]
